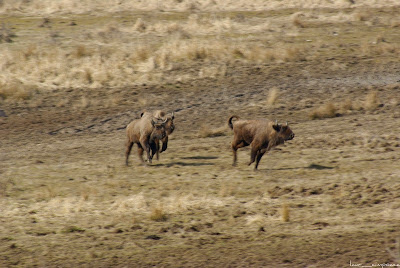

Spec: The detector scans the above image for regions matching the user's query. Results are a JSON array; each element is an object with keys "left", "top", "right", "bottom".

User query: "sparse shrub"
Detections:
[
  {"left": 339, "top": 98, "right": 353, "bottom": 112},
  {"left": 199, "top": 125, "right": 227, "bottom": 138},
  {"left": 150, "top": 207, "right": 168, "bottom": 222},
  {"left": 387, "top": 238, "right": 400, "bottom": 263},
  {"left": 133, "top": 18, "right": 147, "bottom": 32},
  {"left": 23, "top": 45, "right": 38, "bottom": 60},
  {"left": 131, "top": 46, "right": 152, "bottom": 63},
  {"left": 266, "top": 87, "right": 280, "bottom": 106},
  {"left": 84, "top": 69, "right": 93, "bottom": 84},
  {"left": 0, "top": 79, "right": 32, "bottom": 101},
  {"left": 354, "top": 11, "right": 371, "bottom": 22},
  {"left": 232, "top": 48, "right": 245, "bottom": 59},
  {"left": 62, "top": 226, "right": 85, "bottom": 233},
  {"left": 39, "top": 18, "right": 50, "bottom": 28},
  {"left": 282, "top": 204, "right": 290, "bottom": 222},
  {"left": 73, "top": 45, "right": 89, "bottom": 58},
  {"left": 292, "top": 12, "right": 306, "bottom": 28},
  {"left": 364, "top": 91, "right": 381, "bottom": 111},
  {"left": 310, "top": 102, "right": 337, "bottom": 120},
  {"left": 0, "top": 23, "right": 16, "bottom": 43}
]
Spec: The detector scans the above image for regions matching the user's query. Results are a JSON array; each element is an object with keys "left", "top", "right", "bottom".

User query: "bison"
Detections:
[
  {"left": 141, "top": 110, "right": 175, "bottom": 160},
  {"left": 125, "top": 116, "right": 167, "bottom": 166},
  {"left": 228, "top": 115, "right": 295, "bottom": 170}
]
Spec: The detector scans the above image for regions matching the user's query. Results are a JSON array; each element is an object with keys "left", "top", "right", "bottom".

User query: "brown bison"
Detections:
[
  {"left": 141, "top": 110, "right": 175, "bottom": 160},
  {"left": 228, "top": 115, "right": 295, "bottom": 170},
  {"left": 125, "top": 116, "right": 167, "bottom": 166}
]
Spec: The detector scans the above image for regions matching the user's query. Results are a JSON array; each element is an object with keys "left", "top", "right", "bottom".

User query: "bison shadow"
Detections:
[
  {"left": 181, "top": 156, "right": 218, "bottom": 160},
  {"left": 257, "top": 163, "right": 335, "bottom": 171},
  {"left": 152, "top": 161, "right": 215, "bottom": 167}
]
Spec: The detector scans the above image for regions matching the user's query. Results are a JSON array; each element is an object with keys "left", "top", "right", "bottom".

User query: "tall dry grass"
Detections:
[{"left": 0, "top": 0, "right": 398, "bottom": 15}]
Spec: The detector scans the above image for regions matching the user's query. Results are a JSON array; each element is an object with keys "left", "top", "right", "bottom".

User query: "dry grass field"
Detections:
[{"left": 1, "top": 1, "right": 400, "bottom": 267}]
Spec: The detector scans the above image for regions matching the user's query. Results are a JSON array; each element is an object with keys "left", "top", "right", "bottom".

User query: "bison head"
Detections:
[
  {"left": 151, "top": 118, "right": 167, "bottom": 140},
  {"left": 164, "top": 112, "right": 175, "bottom": 135},
  {"left": 273, "top": 121, "right": 295, "bottom": 141}
]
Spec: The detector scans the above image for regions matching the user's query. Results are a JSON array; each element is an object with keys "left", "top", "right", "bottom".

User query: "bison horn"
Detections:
[
  {"left": 163, "top": 118, "right": 168, "bottom": 124},
  {"left": 275, "top": 119, "right": 278, "bottom": 125},
  {"left": 286, "top": 121, "right": 288, "bottom": 126},
  {"left": 171, "top": 111, "right": 174, "bottom": 119}
]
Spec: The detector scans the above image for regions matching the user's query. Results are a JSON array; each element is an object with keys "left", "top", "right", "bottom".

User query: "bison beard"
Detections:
[{"left": 228, "top": 115, "right": 295, "bottom": 170}]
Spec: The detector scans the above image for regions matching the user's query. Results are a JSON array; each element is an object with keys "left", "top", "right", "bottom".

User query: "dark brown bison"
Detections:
[
  {"left": 228, "top": 115, "right": 295, "bottom": 170},
  {"left": 125, "top": 116, "right": 167, "bottom": 166}
]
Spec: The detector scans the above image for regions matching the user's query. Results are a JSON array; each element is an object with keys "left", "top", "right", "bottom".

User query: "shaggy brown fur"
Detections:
[
  {"left": 125, "top": 116, "right": 167, "bottom": 166},
  {"left": 228, "top": 115, "right": 295, "bottom": 170},
  {"left": 141, "top": 110, "right": 175, "bottom": 160}
]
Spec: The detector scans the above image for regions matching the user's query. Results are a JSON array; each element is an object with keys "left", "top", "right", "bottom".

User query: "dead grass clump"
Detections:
[
  {"left": 199, "top": 125, "right": 228, "bottom": 138},
  {"left": 98, "top": 24, "right": 122, "bottom": 41},
  {"left": 0, "top": 23, "right": 16, "bottom": 43},
  {"left": 73, "top": 45, "right": 90, "bottom": 58},
  {"left": 84, "top": 69, "right": 93, "bottom": 84},
  {"left": 232, "top": 48, "right": 245, "bottom": 59},
  {"left": 310, "top": 102, "right": 337, "bottom": 120},
  {"left": 187, "top": 46, "right": 208, "bottom": 61},
  {"left": 130, "top": 46, "right": 152, "bottom": 63},
  {"left": 353, "top": 11, "right": 372, "bottom": 22},
  {"left": 364, "top": 91, "right": 381, "bottom": 111},
  {"left": 150, "top": 207, "right": 168, "bottom": 222},
  {"left": 387, "top": 238, "right": 400, "bottom": 263},
  {"left": 133, "top": 18, "right": 147, "bottom": 32},
  {"left": 282, "top": 204, "right": 290, "bottom": 222},
  {"left": 0, "top": 79, "right": 32, "bottom": 101},
  {"left": 266, "top": 87, "right": 280, "bottom": 106},
  {"left": 166, "top": 23, "right": 191, "bottom": 39},
  {"left": 341, "top": 98, "right": 354, "bottom": 111},
  {"left": 22, "top": 45, "right": 38, "bottom": 60}
]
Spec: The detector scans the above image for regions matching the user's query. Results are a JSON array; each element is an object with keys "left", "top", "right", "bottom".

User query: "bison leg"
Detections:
[
  {"left": 150, "top": 140, "right": 158, "bottom": 160},
  {"left": 160, "top": 136, "right": 168, "bottom": 153},
  {"left": 139, "top": 138, "right": 152, "bottom": 164},
  {"left": 248, "top": 147, "right": 259, "bottom": 166},
  {"left": 254, "top": 151, "right": 265, "bottom": 170},
  {"left": 136, "top": 143, "right": 145, "bottom": 164},
  {"left": 231, "top": 140, "right": 247, "bottom": 166},
  {"left": 125, "top": 141, "right": 134, "bottom": 166}
]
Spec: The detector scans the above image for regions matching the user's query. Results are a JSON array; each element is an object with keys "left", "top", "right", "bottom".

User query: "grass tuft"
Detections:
[
  {"left": 150, "top": 207, "right": 168, "bottom": 222},
  {"left": 364, "top": 91, "right": 381, "bottom": 111},
  {"left": 282, "top": 204, "right": 290, "bottom": 222},
  {"left": 267, "top": 87, "right": 280, "bottom": 106},
  {"left": 310, "top": 102, "right": 337, "bottom": 120}
]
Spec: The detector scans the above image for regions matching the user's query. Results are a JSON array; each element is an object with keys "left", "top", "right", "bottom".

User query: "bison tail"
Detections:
[{"left": 228, "top": 115, "right": 239, "bottom": 130}]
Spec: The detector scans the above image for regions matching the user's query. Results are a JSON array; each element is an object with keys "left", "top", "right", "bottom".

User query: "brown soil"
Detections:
[{"left": 1, "top": 10, "right": 400, "bottom": 268}]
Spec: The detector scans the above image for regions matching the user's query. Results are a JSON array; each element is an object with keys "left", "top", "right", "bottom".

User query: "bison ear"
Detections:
[{"left": 273, "top": 124, "right": 281, "bottom": 132}]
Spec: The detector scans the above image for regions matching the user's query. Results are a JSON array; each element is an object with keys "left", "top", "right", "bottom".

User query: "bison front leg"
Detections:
[
  {"left": 125, "top": 141, "right": 134, "bottom": 166},
  {"left": 160, "top": 136, "right": 168, "bottom": 153},
  {"left": 248, "top": 147, "right": 259, "bottom": 167},
  {"left": 254, "top": 151, "right": 265, "bottom": 170},
  {"left": 139, "top": 137, "right": 152, "bottom": 164},
  {"left": 150, "top": 140, "right": 159, "bottom": 160}
]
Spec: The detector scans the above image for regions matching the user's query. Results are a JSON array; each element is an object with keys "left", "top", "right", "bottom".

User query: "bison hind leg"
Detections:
[
  {"left": 232, "top": 140, "right": 248, "bottom": 166},
  {"left": 125, "top": 141, "right": 134, "bottom": 166}
]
